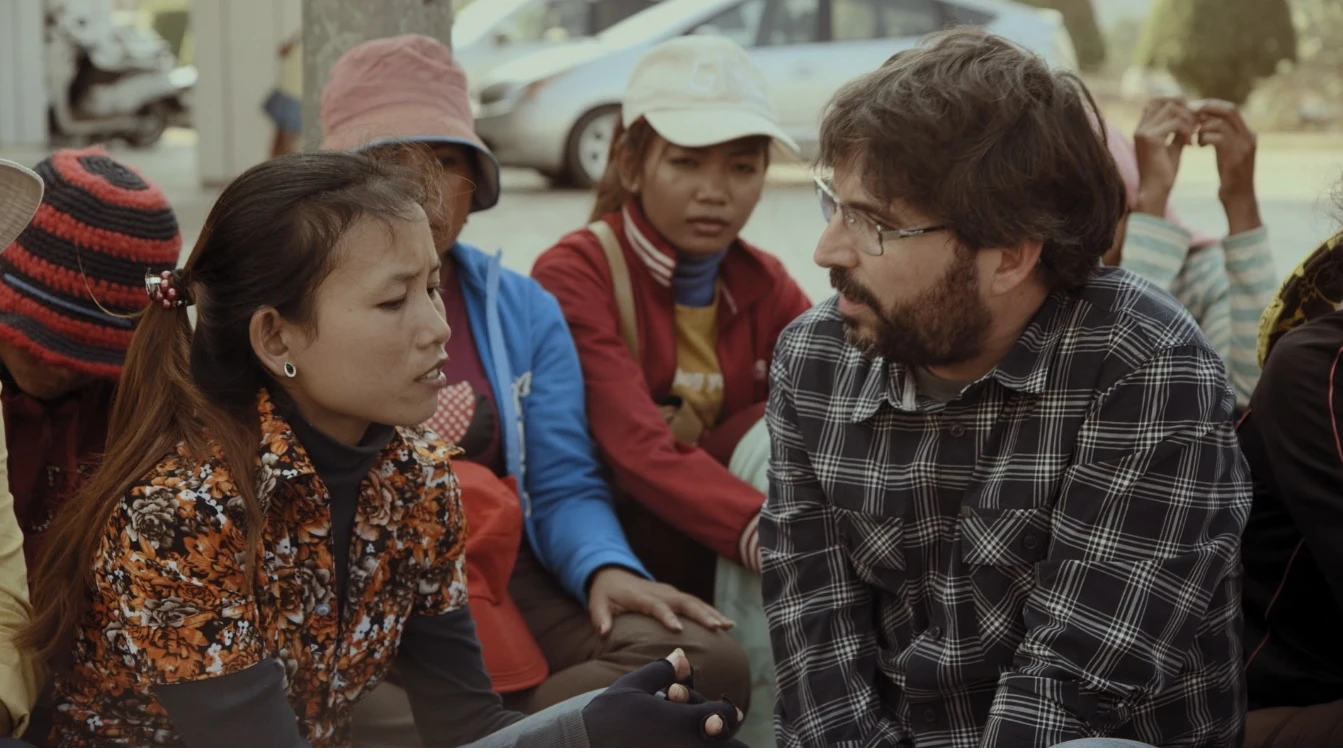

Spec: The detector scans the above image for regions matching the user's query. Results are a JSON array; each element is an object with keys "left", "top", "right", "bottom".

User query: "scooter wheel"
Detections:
[{"left": 125, "top": 102, "right": 170, "bottom": 149}]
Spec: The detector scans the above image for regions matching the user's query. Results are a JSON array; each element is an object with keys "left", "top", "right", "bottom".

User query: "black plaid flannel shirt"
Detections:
[{"left": 761, "top": 267, "right": 1250, "bottom": 747}]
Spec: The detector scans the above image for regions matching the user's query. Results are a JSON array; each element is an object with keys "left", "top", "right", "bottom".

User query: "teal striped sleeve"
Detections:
[
  {"left": 1120, "top": 212, "right": 1192, "bottom": 292},
  {"left": 1222, "top": 226, "right": 1276, "bottom": 405}
]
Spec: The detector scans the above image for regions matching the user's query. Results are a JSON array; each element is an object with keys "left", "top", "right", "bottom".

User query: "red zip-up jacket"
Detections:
[{"left": 532, "top": 202, "right": 810, "bottom": 563}]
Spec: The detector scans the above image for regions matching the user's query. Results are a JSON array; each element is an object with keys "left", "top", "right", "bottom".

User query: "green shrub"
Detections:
[
  {"left": 1017, "top": 0, "right": 1106, "bottom": 72},
  {"left": 1136, "top": 0, "right": 1296, "bottom": 105}
]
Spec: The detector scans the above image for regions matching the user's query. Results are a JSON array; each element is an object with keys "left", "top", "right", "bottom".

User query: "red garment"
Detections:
[
  {"left": 3, "top": 380, "right": 114, "bottom": 567},
  {"left": 455, "top": 461, "right": 549, "bottom": 694},
  {"left": 431, "top": 279, "right": 542, "bottom": 693},
  {"left": 531, "top": 202, "right": 810, "bottom": 562},
  {"left": 429, "top": 277, "right": 503, "bottom": 476}
]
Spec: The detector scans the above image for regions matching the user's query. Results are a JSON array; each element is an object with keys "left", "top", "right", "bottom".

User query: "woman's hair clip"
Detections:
[{"left": 145, "top": 268, "right": 193, "bottom": 309}]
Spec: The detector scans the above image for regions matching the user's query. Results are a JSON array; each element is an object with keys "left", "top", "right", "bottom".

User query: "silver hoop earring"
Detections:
[{"left": 283, "top": 361, "right": 297, "bottom": 379}]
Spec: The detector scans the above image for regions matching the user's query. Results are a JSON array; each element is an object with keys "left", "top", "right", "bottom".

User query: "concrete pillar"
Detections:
[
  {"left": 0, "top": 0, "right": 50, "bottom": 147},
  {"left": 299, "top": 0, "right": 453, "bottom": 148}
]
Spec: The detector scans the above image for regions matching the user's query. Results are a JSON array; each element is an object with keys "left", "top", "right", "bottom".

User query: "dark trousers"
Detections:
[
  {"left": 1244, "top": 699, "right": 1343, "bottom": 746},
  {"left": 352, "top": 547, "right": 750, "bottom": 746},
  {"left": 615, "top": 491, "right": 719, "bottom": 604},
  {"left": 501, "top": 546, "right": 750, "bottom": 713}
]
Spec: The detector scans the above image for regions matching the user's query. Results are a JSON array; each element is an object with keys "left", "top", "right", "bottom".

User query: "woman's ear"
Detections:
[
  {"left": 249, "top": 306, "right": 295, "bottom": 379},
  {"left": 615, "top": 138, "right": 643, "bottom": 194},
  {"left": 617, "top": 157, "right": 641, "bottom": 194}
]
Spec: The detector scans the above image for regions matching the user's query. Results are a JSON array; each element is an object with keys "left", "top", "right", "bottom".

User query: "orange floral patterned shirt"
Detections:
[{"left": 52, "top": 391, "right": 468, "bottom": 746}]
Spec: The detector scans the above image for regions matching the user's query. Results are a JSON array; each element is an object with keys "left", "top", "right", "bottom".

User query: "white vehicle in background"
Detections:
[
  {"left": 453, "top": 0, "right": 662, "bottom": 85},
  {"left": 474, "top": 0, "right": 1077, "bottom": 187},
  {"left": 45, "top": 2, "right": 195, "bottom": 149}
]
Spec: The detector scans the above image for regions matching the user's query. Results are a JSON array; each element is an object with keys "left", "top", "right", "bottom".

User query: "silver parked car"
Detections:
[{"left": 474, "top": 0, "right": 1078, "bottom": 187}]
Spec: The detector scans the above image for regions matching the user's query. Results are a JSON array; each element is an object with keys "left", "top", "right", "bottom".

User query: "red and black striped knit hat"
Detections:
[{"left": 0, "top": 147, "right": 180, "bottom": 379}]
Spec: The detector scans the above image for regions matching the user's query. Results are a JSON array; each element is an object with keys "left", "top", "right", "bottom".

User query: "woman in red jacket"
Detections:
[{"left": 531, "top": 35, "right": 810, "bottom": 745}]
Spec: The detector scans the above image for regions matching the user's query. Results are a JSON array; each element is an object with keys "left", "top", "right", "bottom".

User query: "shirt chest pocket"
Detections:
[
  {"left": 959, "top": 506, "right": 1050, "bottom": 568},
  {"left": 958, "top": 506, "right": 1050, "bottom": 642},
  {"left": 834, "top": 507, "right": 906, "bottom": 591}
]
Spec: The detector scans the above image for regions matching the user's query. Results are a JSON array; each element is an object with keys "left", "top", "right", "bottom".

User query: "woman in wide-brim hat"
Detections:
[
  {"left": 0, "top": 156, "right": 43, "bottom": 743},
  {"left": 319, "top": 34, "right": 748, "bottom": 745},
  {"left": 0, "top": 159, "right": 41, "bottom": 251}
]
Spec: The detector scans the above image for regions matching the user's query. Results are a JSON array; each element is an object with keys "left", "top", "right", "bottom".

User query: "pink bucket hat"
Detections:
[{"left": 320, "top": 34, "right": 501, "bottom": 212}]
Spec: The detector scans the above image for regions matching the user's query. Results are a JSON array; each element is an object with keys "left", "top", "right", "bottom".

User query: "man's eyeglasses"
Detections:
[{"left": 815, "top": 177, "right": 949, "bottom": 257}]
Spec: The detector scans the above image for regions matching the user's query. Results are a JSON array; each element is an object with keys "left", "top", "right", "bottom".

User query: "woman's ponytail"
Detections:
[{"left": 19, "top": 277, "right": 201, "bottom": 667}]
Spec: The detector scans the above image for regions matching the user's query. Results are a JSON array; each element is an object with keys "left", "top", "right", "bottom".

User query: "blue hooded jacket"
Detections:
[{"left": 450, "top": 241, "right": 649, "bottom": 602}]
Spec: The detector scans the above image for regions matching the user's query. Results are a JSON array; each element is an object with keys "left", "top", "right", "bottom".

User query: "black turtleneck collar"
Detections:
[{"left": 271, "top": 387, "right": 395, "bottom": 475}]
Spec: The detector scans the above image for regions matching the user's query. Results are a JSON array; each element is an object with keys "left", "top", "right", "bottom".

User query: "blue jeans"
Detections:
[
  {"left": 261, "top": 90, "right": 302, "bottom": 135},
  {"left": 1052, "top": 737, "right": 1154, "bottom": 748},
  {"left": 717, "top": 417, "right": 776, "bottom": 748}
]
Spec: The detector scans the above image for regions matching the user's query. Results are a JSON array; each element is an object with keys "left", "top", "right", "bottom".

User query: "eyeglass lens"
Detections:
[{"left": 817, "top": 186, "right": 836, "bottom": 223}]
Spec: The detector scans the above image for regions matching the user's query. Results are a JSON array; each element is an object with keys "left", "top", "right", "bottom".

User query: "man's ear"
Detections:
[
  {"left": 988, "top": 238, "right": 1045, "bottom": 297},
  {"left": 249, "top": 306, "right": 295, "bottom": 379}
]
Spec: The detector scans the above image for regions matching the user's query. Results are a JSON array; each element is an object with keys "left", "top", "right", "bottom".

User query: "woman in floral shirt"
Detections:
[{"left": 15, "top": 152, "right": 744, "bottom": 747}]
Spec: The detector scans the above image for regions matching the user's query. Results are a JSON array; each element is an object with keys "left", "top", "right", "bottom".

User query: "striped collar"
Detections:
[
  {"left": 619, "top": 200, "right": 767, "bottom": 317},
  {"left": 621, "top": 201, "right": 677, "bottom": 288}
]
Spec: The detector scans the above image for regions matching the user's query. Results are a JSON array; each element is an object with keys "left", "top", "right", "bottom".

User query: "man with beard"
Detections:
[{"left": 760, "top": 30, "right": 1251, "bottom": 748}]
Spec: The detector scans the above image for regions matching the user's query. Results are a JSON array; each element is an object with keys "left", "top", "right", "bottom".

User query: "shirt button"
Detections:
[
  {"left": 1023, "top": 534, "right": 1040, "bottom": 551},
  {"left": 927, "top": 626, "right": 943, "bottom": 641},
  {"left": 315, "top": 603, "right": 332, "bottom": 617},
  {"left": 949, "top": 423, "right": 966, "bottom": 438},
  {"left": 922, "top": 708, "right": 938, "bottom": 723}
]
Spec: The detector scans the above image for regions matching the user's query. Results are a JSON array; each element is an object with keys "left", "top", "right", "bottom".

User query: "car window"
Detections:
[
  {"left": 694, "top": 0, "right": 767, "bottom": 47},
  {"left": 945, "top": 3, "right": 993, "bottom": 26},
  {"left": 761, "top": 0, "right": 820, "bottom": 46},
  {"left": 592, "top": 0, "right": 661, "bottom": 31},
  {"left": 833, "top": 0, "right": 944, "bottom": 42},
  {"left": 546, "top": 0, "right": 593, "bottom": 37},
  {"left": 453, "top": 0, "right": 535, "bottom": 47},
  {"left": 693, "top": 0, "right": 820, "bottom": 47},
  {"left": 601, "top": 0, "right": 726, "bottom": 45},
  {"left": 498, "top": 0, "right": 589, "bottom": 43}
]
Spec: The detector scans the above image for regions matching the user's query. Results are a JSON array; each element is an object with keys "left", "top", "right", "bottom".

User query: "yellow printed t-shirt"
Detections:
[{"left": 671, "top": 296, "right": 724, "bottom": 431}]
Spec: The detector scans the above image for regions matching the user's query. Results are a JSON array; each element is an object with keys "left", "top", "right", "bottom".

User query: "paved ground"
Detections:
[{"left": 5, "top": 130, "right": 1343, "bottom": 306}]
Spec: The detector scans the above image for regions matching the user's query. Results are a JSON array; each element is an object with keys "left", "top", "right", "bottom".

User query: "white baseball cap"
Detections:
[
  {"left": 0, "top": 158, "right": 42, "bottom": 250},
  {"left": 622, "top": 35, "right": 800, "bottom": 156}
]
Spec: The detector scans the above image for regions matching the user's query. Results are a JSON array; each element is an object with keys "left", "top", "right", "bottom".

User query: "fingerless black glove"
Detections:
[{"left": 582, "top": 659, "right": 746, "bottom": 748}]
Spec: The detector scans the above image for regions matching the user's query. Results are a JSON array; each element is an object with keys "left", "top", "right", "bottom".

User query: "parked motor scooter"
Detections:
[{"left": 45, "top": 3, "right": 195, "bottom": 148}]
